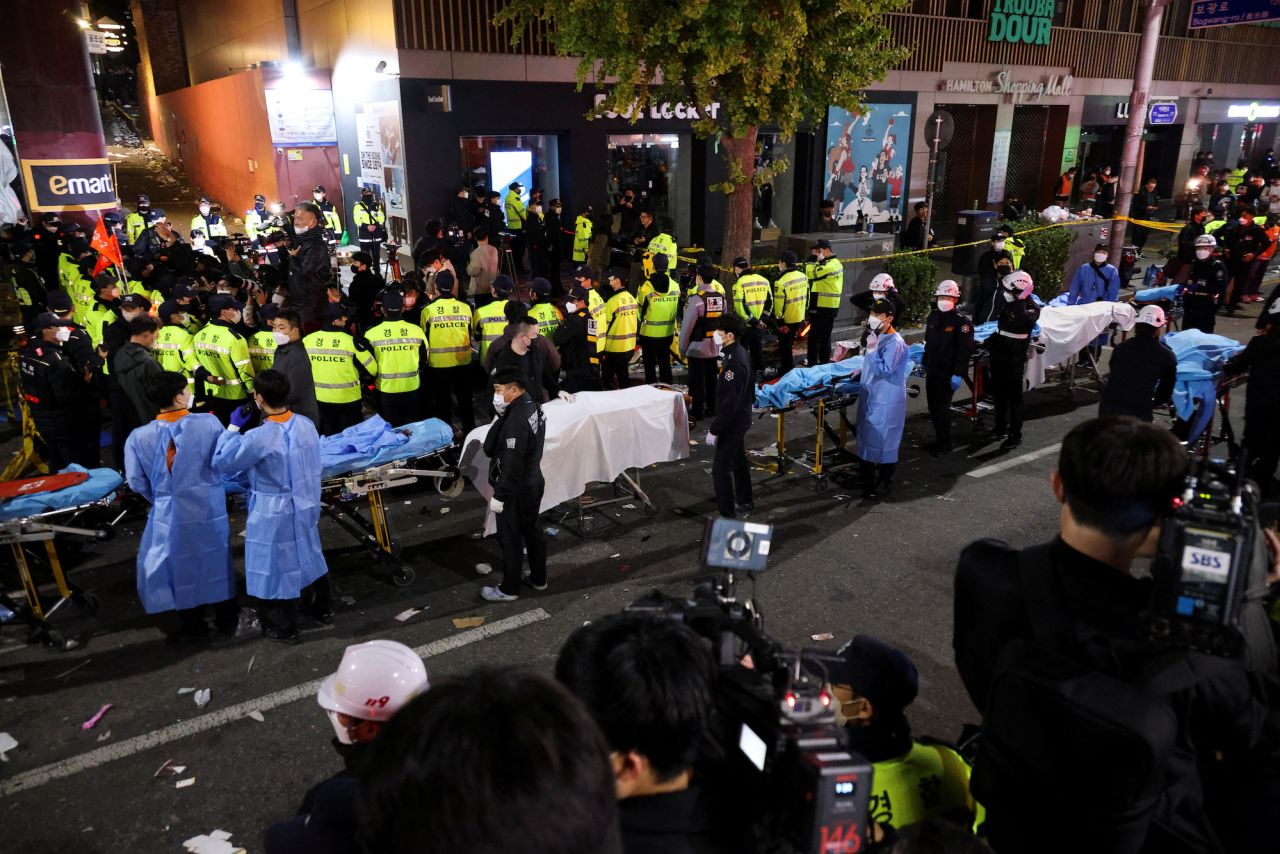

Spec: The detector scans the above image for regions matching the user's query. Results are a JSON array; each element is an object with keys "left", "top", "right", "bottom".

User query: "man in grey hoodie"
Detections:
[{"left": 115, "top": 315, "right": 164, "bottom": 424}]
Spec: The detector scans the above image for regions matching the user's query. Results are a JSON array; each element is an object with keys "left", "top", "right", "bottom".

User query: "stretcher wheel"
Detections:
[
  {"left": 76, "top": 592, "right": 100, "bottom": 616},
  {"left": 386, "top": 540, "right": 402, "bottom": 557},
  {"left": 391, "top": 565, "right": 415, "bottom": 587},
  {"left": 813, "top": 474, "right": 830, "bottom": 493},
  {"left": 436, "top": 468, "right": 465, "bottom": 498}
]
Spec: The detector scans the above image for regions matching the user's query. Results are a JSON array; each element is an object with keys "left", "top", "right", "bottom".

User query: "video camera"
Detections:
[
  {"left": 1146, "top": 454, "right": 1267, "bottom": 658},
  {"left": 626, "top": 518, "right": 874, "bottom": 854}
]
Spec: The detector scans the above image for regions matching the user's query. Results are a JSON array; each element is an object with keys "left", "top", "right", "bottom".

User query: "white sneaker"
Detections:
[{"left": 481, "top": 586, "right": 519, "bottom": 602}]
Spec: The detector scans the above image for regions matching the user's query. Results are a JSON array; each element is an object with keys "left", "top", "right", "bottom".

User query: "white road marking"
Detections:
[
  {"left": 0, "top": 607, "right": 551, "bottom": 798},
  {"left": 966, "top": 443, "right": 1061, "bottom": 479}
]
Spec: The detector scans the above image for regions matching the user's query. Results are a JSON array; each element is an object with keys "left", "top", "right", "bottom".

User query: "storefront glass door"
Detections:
[{"left": 606, "top": 134, "right": 686, "bottom": 241}]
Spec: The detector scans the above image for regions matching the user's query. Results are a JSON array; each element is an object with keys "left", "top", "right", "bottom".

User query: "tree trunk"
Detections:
[{"left": 719, "top": 126, "right": 758, "bottom": 268}]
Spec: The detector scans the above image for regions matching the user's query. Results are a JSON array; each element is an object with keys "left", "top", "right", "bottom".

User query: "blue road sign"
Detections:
[{"left": 1149, "top": 102, "right": 1178, "bottom": 125}]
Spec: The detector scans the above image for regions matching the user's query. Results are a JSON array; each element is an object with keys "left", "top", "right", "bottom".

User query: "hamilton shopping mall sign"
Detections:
[{"left": 988, "top": 0, "right": 1054, "bottom": 45}]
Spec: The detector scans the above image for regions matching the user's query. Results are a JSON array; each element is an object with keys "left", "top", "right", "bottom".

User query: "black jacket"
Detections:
[
  {"left": 262, "top": 740, "right": 369, "bottom": 854},
  {"left": 446, "top": 196, "right": 475, "bottom": 234},
  {"left": 901, "top": 215, "right": 931, "bottom": 250},
  {"left": 289, "top": 228, "right": 333, "bottom": 304},
  {"left": 1224, "top": 222, "right": 1270, "bottom": 264},
  {"left": 977, "top": 248, "right": 1015, "bottom": 285},
  {"left": 993, "top": 296, "right": 1039, "bottom": 339},
  {"left": 709, "top": 342, "right": 752, "bottom": 437},
  {"left": 483, "top": 392, "right": 546, "bottom": 501},
  {"left": 613, "top": 199, "right": 641, "bottom": 238},
  {"left": 553, "top": 312, "right": 598, "bottom": 380},
  {"left": 922, "top": 308, "right": 974, "bottom": 378},
  {"left": 1225, "top": 328, "right": 1280, "bottom": 418},
  {"left": 1097, "top": 334, "right": 1176, "bottom": 421},
  {"left": 271, "top": 339, "right": 320, "bottom": 427},
  {"left": 1134, "top": 188, "right": 1160, "bottom": 218},
  {"left": 1184, "top": 258, "right": 1229, "bottom": 305},
  {"left": 1176, "top": 220, "right": 1207, "bottom": 263},
  {"left": 618, "top": 787, "right": 733, "bottom": 854},
  {"left": 347, "top": 269, "right": 386, "bottom": 331},
  {"left": 19, "top": 340, "right": 78, "bottom": 421}
]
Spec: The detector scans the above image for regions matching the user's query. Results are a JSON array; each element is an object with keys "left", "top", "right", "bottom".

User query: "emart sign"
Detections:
[{"left": 21, "top": 158, "right": 118, "bottom": 211}]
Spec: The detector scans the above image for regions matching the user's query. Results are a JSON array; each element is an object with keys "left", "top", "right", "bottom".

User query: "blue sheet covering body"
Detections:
[
  {"left": 1134, "top": 283, "right": 1182, "bottom": 303},
  {"left": 1162, "top": 329, "right": 1246, "bottom": 442},
  {"left": 319, "top": 416, "right": 455, "bottom": 479},
  {"left": 0, "top": 465, "right": 123, "bottom": 521},
  {"left": 755, "top": 357, "right": 866, "bottom": 410}
]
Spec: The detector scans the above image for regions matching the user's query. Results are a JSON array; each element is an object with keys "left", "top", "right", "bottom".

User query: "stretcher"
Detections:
[
  {"left": 0, "top": 466, "right": 123, "bottom": 649},
  {"left": 1026, "top": 302, "right": 1138, "bottom": 398},
  {"left": 1133, "top": 283, "right": 1184, "bottom": 332},
  {"left": 318, "top": 416, "right": 461, "bottom": 586},
  {"left": 1163, "top": 330, "right": 1247, "bottom": 455},
  {"left": 459, "top": 386, "right": 689, "bottom": 538}
]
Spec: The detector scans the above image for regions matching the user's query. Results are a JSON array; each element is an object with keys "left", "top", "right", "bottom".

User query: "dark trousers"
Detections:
[
  {"left": 712, "top": 430, "right": 752, "bottom": 516},
  {"left": 378, "top": 390, "right": 421, "bottom": 427},
  {"left": 32, "top": 414, "right": 74, "bottom": 471},
  {"left": 640, "top": 335, "right": 673, "bottom": 384},
  {"left": 1244, "top": 407, "right": 1280, "bottom": 487},
  {"left": 601, "top": 351, "right": 631, "bottom": 390},
  {"left": 1132, "top": 224, "right": 1151, "bottom": 251},
  {"left": 777, "top": 327, "right": 797, "bottom": 374},
  {"left": 497, "top": 482, "right": 547, "bottom": 596},
  {"left": 71, "top": 400, "right": 102, "bottom": 468},
  {"left": 989, "top": 339, "right": 1028, "bottom": 438},
  {"left": 177, "top": 598, "right": 240, "bottom": 636},
  {"left": 510, "top": 232, "right": 527, "bottom": 274},
  {"left": 261, "top": 575, "right": 331, "bottom": 636},
  {"left": 109, "top": 384, "right": 142, "bottom": 470},
  {"left": 1183, "top": 298, "right": 1217, "bottom": 334},
  {"left": 318, "top": 401, "right": 363, "bottom": 436},
  {"left": 807, "top": 307, "right": 838, "bottom": 365},
  {"left": 860, "top": 459, "right": 897, "bottom": 486},
  {"left": 206, "top": 397, "right": 244, "bottom": 427},
  {"left": 430, "top": 364, "right": 475, "bottom": 433},
  {"left": 359, "top": 240, "right": 383, "bottom": 277},
  {"left": 1240, "top": 260, "right": 1265, "bottom": 300},
  {"left": 687, "top": 356, "right": 718, "bottom": 420},
  {"left": 562, "top": 372, "right": 601, "bottom": 394},
  {"left": 743, "top": 325, "right": 764, "bottom": 376},
  {"left": 925, "top": 374, "right": 956, "bottom": 450}
]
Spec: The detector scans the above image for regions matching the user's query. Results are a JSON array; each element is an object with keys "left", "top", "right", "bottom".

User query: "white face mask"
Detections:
[
  {"left": 937, "top": 299, "right": 956, "bottom": 312},
  {"left": 1003, "top": 291, "right": 1017, "bottom": 302},
  {"left": 867, "top": 315, "right": 883, "bottom": 331},
  {"left": 271, "top": 293, "right": 286, "bottom": 306},
  {"left": 327, "top": 710, "right": 354, "bottom": 745},
  {"left": 295, "top": 223, "right": 312, "bottom": 235},
  {"left": 199, "top": 205, "right": 211, "bottom": 216},
  {"left": 1196, "top": 249, "right": 1213, "bottom": 260},
  {"left": 712, "top": 331, "right": 724, "bottom": 347},
  {"left": 1093, "top": 253, "right": 1108, "bottom": 264},
  {"left": 178, "top": 392, "right": 194, "bottom": 410},
  {"left": 230, "top": 310, "right": 243, "bottom": 324},
  {"left": 122, "top": 310, "right": 142, "bottom": 322},
  {"left": 194, "top": 237, "right": 206, "bottom": 249},
  {"left": 565, "top": 301, "right": 578, "bottom": 314},
  {"left": 271, "top": 330, "right": 290, "bottom": 346},
  {"left": 993, "top": 241, "right": 1005, "bottom": 251},
  {"left": 493, "top": 392, "right": 508, "bottom": 414},
  {"left": 54, "top": 326, "right": 72, "bottom": 342}
]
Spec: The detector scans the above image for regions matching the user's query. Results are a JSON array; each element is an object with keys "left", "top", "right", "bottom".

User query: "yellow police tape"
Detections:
[{"left": 675, "top": 215, "right": 1184, "bottom": 272}]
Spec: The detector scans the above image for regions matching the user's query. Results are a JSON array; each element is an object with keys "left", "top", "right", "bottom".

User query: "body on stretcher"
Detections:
[
  {"left": 316, "top": 416, "right": 460, "bottom": 587},
  {"left": 0, "top": 466, "right": 123, "bottom": 649}
]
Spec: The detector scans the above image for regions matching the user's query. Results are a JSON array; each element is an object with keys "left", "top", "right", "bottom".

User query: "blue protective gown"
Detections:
[
  {"left": 1066, "top": 261, "right": 1122, "bottom": 348},
  {"left": 856, "top": 331, "right": 909, "bottom": 464},
  {"left": 124, "top": 412, "right": 234, "bottom": 613},
  {"left": 213, "top": 414, "right": 328, "bottom": 600}
]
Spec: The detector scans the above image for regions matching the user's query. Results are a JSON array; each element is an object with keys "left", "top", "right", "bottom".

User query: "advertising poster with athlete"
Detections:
[{"left": 824, "top": 104, "right": 913, "bottom": 228}]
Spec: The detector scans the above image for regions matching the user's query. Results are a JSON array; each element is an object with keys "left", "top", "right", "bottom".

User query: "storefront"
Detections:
[
  {"left": 1194, "top": 99, "right": 1280, "bottom": 169},
  {"left": 818, "top": 96, "right": 917, "bottom": 230},
  {"left": 1078, "top": 96, "right": 1187, "bottom": 198}
]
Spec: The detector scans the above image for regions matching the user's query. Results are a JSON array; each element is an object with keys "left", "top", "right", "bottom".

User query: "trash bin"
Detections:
[{"left": 952, "top": 210, "right": 999, "bottom": 275}]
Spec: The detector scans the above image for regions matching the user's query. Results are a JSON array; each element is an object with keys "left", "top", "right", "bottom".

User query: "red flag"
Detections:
[{"left": 90, "top": 216, "right": 123, "bottom": 277}]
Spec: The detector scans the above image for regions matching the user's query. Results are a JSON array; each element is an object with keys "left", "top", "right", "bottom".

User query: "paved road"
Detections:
[{"left": 2, "top": 301, "right": 1271, "bottom": 853}]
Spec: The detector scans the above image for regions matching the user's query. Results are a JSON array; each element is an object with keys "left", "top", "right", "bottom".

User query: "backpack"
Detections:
[{"left": 969, "top": 545, "right": 1190, "bottom": 854}]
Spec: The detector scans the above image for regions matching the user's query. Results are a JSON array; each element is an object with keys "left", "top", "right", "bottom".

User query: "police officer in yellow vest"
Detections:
[
  {"left": 191, "top": 197, "right": 229, "bottom": 239},
  {"left": 193, "top": 294, "right": 256, "bottom": 425},
  {"left": 125, "top": 194, "right": 160, "bottom": 245},
  {"left": 636, "top": 253, "right": 680, "bottom": 384},
  {"left": 572, "top": 208, "right": 593, "bottom": 264},
  {"left": 573, "top": 265, "right": 608, "bottom": 356},
  {"left": 364, "top": 289, "right": 426, "bottom": 426},
  {"left": 807, "top": 238, "right": 845, "bottom": 366},
  {"left": 474, "top": 274, "right": 514, "bottom": 365},
  {"left": 84, "top": 274, "right": 123, "bottom": 348},
  {"left": 647, "top": 221, "right": 678, "bottom": 276},
  {"left": 730, "top": 257, "right": 771, "bottom": 377},
  {"left": 773, "top": 251, "right": 809, "bottom": 374},
  {"left": 245, "top": 194, "right": 268, "bottom": 241},
  {"left": 154, "top": 300, "right": 199, "bottom": 386},
  {"left": 599, "top": 268, "right": 638, "bottom": 390},
  {"left": 312, "top": 185, "right": 343, "bottom": 241},
  {"left": 353, "top": 187, "right": 388, "bottom": 277},
  {"left": 248, "top": 304, "right": 280, "bottom": 374},
  {"left": 422, "top": 271, "right": 475, "bottom": 434},
  {"left": 826, "top": 634, "right": 982, "bottom": 832},
  {"left": 503, "top": 181, "right": 528, "bottom": 275},
  {"left": 69, "top": 254, "right": 99, "bottom": 327},
  {"left": 528, "top": 277, "right": 563, "bottom": 338},
  {"left": 305, "top": 302, "right": 376, "bottom": 435}
]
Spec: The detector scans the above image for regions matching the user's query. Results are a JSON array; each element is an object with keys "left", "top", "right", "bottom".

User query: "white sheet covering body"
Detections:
[
  {"left": 459, "top": 386, "right": 691, "bottom": 534},
  {"left": 1025, "top": 302, "right": 1137, "bottom": 388}
]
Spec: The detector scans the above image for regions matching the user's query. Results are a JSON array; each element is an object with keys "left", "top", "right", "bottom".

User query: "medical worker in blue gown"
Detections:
[
  {"left": 855, "top": 298, "right": 910, "bottom": 501},
  {"left": 213, "top": 369, "right": 330, "bottom": 643},
  {"left": 125, "top": 371, "right": 239, "bottom": 643}
]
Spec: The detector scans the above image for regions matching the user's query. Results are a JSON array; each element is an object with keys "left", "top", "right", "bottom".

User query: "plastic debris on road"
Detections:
[
  {"left": 182, "top": 829, "right": 245, "bottom": 854},
  {"left": 82, "top": 704, "right": 112, "bottom": 730},
  {"left": 246, "top": 710, "right": 265, "bottom": 723},
  {"left": 177, "top": 687, "right": 195, "bottom": 695},
  {"left": 453, "top": 616, "right": 485, "bottom": 629},
  {"left": 475, "top": 562, "right": 493, "bottom": 576},
  {"left": 395, "top": 608, "right": 421, "bottom": 622},
  {"left": 154, "top": 760, "right": 187, "bottom": 778},
  {"left": 0, "top": 732, "right": 17, "bottom": 761},
  {"left": 194, "top": 689, "right": 212, "bottom": 709},
  {"left": 811, "top": 633, "right": 835, "bottom": 641},
  {"left": 97, "top": 730, "right": 112, "bottom": 742},
  {"left": 246, "top": 655, "right": 255, "bottom": 675},
  {"left": 54, "top": 658, "right": 92, "bottom": 680},
  {"left": 176, "top": 777, "right": 196, "bottom": 789},
  {"left": 544, "top": 526, "right": 559, "bottom": 536}
]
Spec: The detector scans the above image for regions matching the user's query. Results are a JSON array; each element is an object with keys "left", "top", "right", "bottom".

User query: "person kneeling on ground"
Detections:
[{"left": 264, "top": 640, "right": 428, "bottom": 854}]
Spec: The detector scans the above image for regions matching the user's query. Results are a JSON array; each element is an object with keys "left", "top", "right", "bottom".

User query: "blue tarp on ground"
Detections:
[
  {"left": 320, "top": 416, "right": 454, "bottom": 480},
  {"left": 0, "top": 465, "right": 123, "bottom": 521},
  {"left": 1163, "top": 329, "right": 1246, "bottom": 443}
]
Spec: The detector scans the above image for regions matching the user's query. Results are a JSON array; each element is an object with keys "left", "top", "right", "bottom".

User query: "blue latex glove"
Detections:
[{"left": 229, "top": 403, "right": 254, "bottom": 431}]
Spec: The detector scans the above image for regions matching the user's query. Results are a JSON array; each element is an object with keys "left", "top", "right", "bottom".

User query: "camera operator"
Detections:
[
  {"left": 287, "top": 202, "right": 332, "bottom": 330},
  {"left": 556, "top": 613, "right": 732, "bottom": 854},
  {"left": 823, "top": 634, "right": 981, "bottom": 833},
  {"left": 953, "top": 416, "right": 1280, "bottom": 854},
  {"left": 1223, "top": 299, "right": 1280, "bottom": 492}
]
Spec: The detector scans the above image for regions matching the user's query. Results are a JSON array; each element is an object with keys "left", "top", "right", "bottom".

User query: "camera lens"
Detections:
[{"left": 726, "top": 531, "right": 751, "bottom": 559}]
